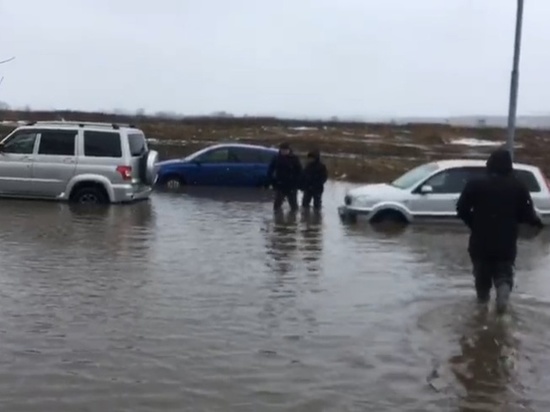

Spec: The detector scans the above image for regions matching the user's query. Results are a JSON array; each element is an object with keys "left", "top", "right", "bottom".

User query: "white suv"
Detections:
[
  {"left": 339, "top": 159, "right": 550, "bottom": 224},
  {"left": 0, "top": 121, "right": 159, "bottom": 204}
]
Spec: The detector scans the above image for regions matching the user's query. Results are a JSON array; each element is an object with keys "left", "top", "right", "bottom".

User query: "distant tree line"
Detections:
[{"left": 0, "top": 103, "right": 383, "bottom": 129}]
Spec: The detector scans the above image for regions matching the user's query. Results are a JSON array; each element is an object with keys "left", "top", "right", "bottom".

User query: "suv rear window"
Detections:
[
  {"left": 84, "top": 131, "right": 122, "bottom": 158},
  {"left": 128, "top": 133, "right": 147, "bottom": 157},
  {"left": 515, "top": 170, "right": 541, "bottom": 192}
]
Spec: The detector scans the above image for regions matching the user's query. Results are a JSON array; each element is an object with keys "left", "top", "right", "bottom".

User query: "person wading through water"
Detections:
[
  {"left": 456, "top": 148, "right": 543, "bottom": 314},
  {"left": 300, "top": 149, "right": 328, "bottom": 210},
  {"left": 267, "top": 143, "right": 303, "bottom": 211}
]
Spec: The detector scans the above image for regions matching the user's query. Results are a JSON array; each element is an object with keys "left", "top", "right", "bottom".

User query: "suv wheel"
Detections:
[
  {"left": 370, "top": 209, "right": 408, "bottom": 224},
  {"left": 72, "top": 187, "right": 108, "bottom": 204}
]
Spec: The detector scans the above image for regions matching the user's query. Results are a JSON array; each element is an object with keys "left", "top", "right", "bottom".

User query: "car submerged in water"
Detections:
[
  {"left": 0, "top": 121, "right": 158, "bottom": 204},
  {"left": 156, "top": 143, "right": 278, "bottom": 189},
  {"left": 339, "top": 159, "right": 550, "bottom": 224}
]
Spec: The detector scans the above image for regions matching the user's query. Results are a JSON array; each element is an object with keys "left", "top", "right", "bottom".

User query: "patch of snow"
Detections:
[
  {"left": 450, "top": 138, "right": 502, "bottom": 147},
  {"left": 289, "top": 126, "right": 317, "bottom": 131},
  {"left": 364, "top": 134, "right": 381, "bottom": 138},
  {"left": 450, "top": 138, "right": 524, "bottom": 149}
]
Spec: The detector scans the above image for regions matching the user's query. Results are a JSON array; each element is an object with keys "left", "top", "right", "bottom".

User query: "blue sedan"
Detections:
[{"left": 156, "top": 143, "right": 279, "bottom": 189}]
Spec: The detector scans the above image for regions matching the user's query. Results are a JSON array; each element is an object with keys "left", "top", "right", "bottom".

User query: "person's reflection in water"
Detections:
[
  {"left": 261, "top": 209, "right": 320, "bottom": 339},
  {"left": 299, "top": 209, "right": 323, "bottom": 272},
  {"left": 266, "top": 209, "right": 299, "bottom": 276},
  {"left": 449, "top": 308, "right": 518, "bottom": 411},
  {"left": 260, "top": 210, "right": 300, "bottom": 332}
]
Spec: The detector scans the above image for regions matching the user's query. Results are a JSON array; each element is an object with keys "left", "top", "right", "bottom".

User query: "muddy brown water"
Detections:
[{"left": 1, "top": 182, "right": 550, "bottom": 411}]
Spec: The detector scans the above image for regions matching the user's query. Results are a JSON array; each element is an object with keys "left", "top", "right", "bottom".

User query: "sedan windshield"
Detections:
[{"left": 391, "top": 162, "right": 439, "bottom": 189}]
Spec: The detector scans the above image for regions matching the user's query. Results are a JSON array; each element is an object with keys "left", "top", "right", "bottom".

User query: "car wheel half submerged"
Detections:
[
  {"left": 72, "top": 187, "right": 108, "bottom": 205},
  {"left": 163, "top": 176, "right": 185, "bottom": 190},
  {"left": 370, "top": 209, "right": 408, "bottom": 224}
]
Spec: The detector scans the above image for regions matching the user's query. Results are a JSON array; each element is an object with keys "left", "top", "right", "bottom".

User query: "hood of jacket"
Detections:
[
  {"left": 307, "top": 149, "right": 320, "bottom": 162},
  {"left": 486, "top": 149, "right": 513, "bottom": 176}
]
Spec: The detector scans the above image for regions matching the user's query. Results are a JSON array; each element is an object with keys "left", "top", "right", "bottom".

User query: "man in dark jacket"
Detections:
[
  {"left": 267, "top": 143, "right": 303, "bottom": 211},
  {"left": 456, "top": 148, "right": 543, "bottom": 314},
  {"left": 301, "top": 149, "right": 328, "bottom": 210}
]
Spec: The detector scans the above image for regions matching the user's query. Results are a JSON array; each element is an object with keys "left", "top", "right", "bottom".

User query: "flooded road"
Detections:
[{"left": 0, "top": 182, "right": 550, "bottom": 411}]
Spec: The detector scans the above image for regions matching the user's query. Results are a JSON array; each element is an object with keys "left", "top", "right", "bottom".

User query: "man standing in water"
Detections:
[
  {"left": 267, "top": 143, "right": 303, "bottom": 211},
  {"left": 301, "top": 149, "right": 328, "bottom": 210},
  {"left": 456, "top": 149, "right": 543, "bottom": 314}
]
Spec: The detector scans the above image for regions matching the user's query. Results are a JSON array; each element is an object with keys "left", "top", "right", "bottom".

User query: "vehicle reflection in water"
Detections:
[
  {"left": 158, "top": 185, "right": 274, "bottom": 204},
  {"left": 0, "top": 200, "right": 157, "bottom": 321},
  {"left": 0, "top": 200, "right": 155, "bottom": 264}
]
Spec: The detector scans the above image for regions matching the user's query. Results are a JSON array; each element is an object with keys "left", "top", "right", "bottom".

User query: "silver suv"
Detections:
[{"left": 0, "top": 121, "right": 159, "bottom": 204}]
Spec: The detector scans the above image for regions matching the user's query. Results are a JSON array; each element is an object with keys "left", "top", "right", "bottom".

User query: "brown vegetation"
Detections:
[{"left": 0, "top": 109, "right": 549, "bottom": 183}]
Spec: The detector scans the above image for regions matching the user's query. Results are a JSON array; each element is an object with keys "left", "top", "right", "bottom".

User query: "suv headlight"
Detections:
[{"left": 354, "top": 195, "right": 377, "bottom": 208}]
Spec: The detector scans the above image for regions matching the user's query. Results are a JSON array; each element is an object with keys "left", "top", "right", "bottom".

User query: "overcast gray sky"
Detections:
[{"left": 1, "top": 0, "right": 549, "bottom": 119}]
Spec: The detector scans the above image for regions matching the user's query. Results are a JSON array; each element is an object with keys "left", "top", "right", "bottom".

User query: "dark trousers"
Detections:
[
  {"left": 301, "top": 191, "right": 322, "bottom": 209},
  {"left": 273, "top": 189, "right": 298, "bottom": 211},
  {"left": 472, "top": 260, "right": 514, "bottom": 301}
]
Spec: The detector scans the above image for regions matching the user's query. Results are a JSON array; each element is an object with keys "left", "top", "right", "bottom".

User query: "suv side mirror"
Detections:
[{"left": 419, "top": 185, "right": 433, "bottom": 194}]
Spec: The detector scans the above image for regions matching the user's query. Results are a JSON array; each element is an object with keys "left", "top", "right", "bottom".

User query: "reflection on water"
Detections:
[
  {"left": 0, "top": 182, "right": 548, "bottom": 411},
  {"left": 449, "top": 308, "right": 517, "bottom": 411},
  {"left": 299, "top": 210, "right": 323, "bottom": 269},
  {"left": 267, "top": 210, "right": 299, "bottom": 276}
]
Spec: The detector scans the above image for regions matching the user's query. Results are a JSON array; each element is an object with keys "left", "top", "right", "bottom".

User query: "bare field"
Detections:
[{"left": 1, "top": 110, "right": 548, "bottom": 182}]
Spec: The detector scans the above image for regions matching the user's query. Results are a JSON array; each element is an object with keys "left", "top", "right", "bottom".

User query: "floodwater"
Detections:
[{"left": 1, "top": 182, "right": 550, "bottom": 411}]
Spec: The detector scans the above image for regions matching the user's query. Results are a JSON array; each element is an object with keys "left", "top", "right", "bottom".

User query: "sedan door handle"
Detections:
[{"left": 63, "top": 158, "right": 75, "bottom": 163}]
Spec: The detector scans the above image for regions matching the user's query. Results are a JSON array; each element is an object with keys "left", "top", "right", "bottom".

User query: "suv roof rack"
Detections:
[{"left": 24, "top": 121, "right": 137, "bottom": 129}]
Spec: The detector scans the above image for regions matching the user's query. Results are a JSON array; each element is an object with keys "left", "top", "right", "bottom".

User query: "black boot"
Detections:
[
  {"left": 476, "top": 285, "right": 490, "bottom": 304},
  {"left": 477, "top": 291, "right": 490, "bottom": 304},
  {"left": 496, "top": 283, "right": 511, "bottom": 314}
]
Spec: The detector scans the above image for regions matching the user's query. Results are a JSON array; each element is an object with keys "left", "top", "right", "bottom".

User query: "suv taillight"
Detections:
[{"left": 116, "top": 165, "right": 132, "bottom": 181}]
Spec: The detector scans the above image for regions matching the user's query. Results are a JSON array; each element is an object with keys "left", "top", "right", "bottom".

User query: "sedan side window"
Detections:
[
  {"left": 259, "top": 151, "right": 276, "bottom": 164},
  {"left": 196, "top": 148, "right": 231, "bottom": 163},
  {"left": 2, "top": 132, "right": 38, "bottom": 154},
  {"left": 231, "top": 148, "right": 262, "bottom": 163},
  {"left": 423, "top": 168, "right": 473, "bottom": 194}
]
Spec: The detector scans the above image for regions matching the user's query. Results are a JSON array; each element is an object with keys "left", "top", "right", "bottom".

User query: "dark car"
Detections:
[{"left": 156, "top": 143, "right": 278, "bottom": 188}]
